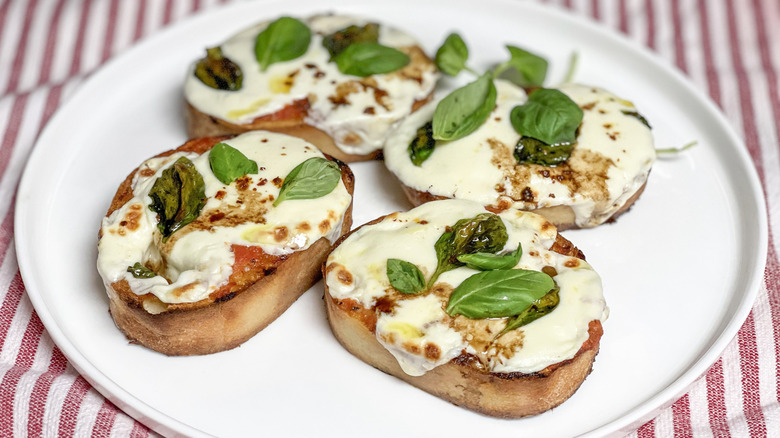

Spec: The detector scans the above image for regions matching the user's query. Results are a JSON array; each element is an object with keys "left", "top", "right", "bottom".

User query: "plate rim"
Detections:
[{"left": 13, "top": 1, "right": 768, "bottom": 436}]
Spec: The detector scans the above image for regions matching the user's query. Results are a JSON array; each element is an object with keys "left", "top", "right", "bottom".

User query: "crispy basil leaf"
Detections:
[
  {"left": 127, "top": 262, "right": 156, "bottom": 279},
  {"left": 502, "top": 285, "right": 560, "bottom": 333},
  {"left": 209, "top": 142, "right": 259, "bottom": 185},
  {"left": 494, "top": 45, "right": 548, "bottom": 88},
  {"left": 194, "top": 47, "right": 243, "bottom": 90},
  {"left": 428, "top": 213, "right": 507, "bottom": 287},
  {"left": 510, "top": 88, "right": 583, "bottom": 145},
  {"left": 435, "top": 33, "right": 469, "bottom": 76},
  {"left": 445, "top": 269, "right": 554, "bottom": 319},
  {"left": 333, "top": 42, "right": 410, "bottom": 77},
  {"left": 514, "top": 136, "right": 574, "bottom": 166},
  {"left": 148, "top": 157, "right": 206, "bottom": 241},
  {"left": 408, "top": 121, "right": 436, "bottom": 166},
  {"left": 386, "top": 258, "right": 426, "bottom": 294},
  {"left": 457, "top": 245, "right": 522, "bottom": 271},
  {"left": 273, "top": 157, "right": 341, "bottom": 206},
  {"left": 254, "top": 17, "right": 311, "bottom": 71},
  {"left": 432, "top": 73, "right": 497, "bottom": 141},
  {"left": 621, "top": 109, "right": 652, "bottom": 129},
  {"left": 322, "top": 23, "right": 379, "bottom": 59}
]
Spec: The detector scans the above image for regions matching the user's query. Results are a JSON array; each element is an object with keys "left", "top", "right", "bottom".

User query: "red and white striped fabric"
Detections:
[{"left": 1, "top": 0, "right": 778, "bottom": 436}]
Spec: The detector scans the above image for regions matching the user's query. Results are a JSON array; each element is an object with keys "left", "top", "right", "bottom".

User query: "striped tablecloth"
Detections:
[{"left": 1, "top": 0, "right": 778, "bottom": 436}]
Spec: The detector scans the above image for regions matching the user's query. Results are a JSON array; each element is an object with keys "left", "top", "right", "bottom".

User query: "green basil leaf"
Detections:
[
  {"left": 386, "top": 258, "right": 426, "bottom": 294},
  {"left": 457, "top": 245, "right": 522, "bottom": 271},
  {"left": 148, "top": 157, "right": 206, "bottom": 241},
  {"left": 209, "top": 142, "right": 259, "bottom": 184},
  {"left": 494, "top": 45, "right": 548, "bottom": 88},
  {"left": 502, "top": 285, "right": 560, "bottom": 333},
  {"left": 273, "top": 157, "right": 341, "bottom": 206},
  {"left": 514, "top": 136, "right": 574, "bottom": 166},
  {"left": 194, "top": 47, "right": 243, "bottom": 90},
  {"left": 408, "top": 121, "right": 435, "bottom": 166},
  {"left": 432, "top": 73, "right": 497, "bottom": 141},
  {"left": 446, "top": 269, "right": 554, "bottom": 319},
  {"left": 621, "top": 109, "right": 652, "bottom": 129},
  {"left": 333, "top": 42, "right": 410, "bottom": 77},
  {"left": 322, "top": 23, "right": 379, "bottom": 59},
  {"left": 254, "top": 17, "right": 311, "bottom": 71},
  {"left": 510, "top": 88, "right": 583, "bottom": 145},
  {"left": 127, "top": 262, "right": 156, "bottom": 279},
  {"left": 435, "top": 33, "right": 469, "bottom": 76},
  {"left": 429, "top": 213, "right": 507, "bottom": 287}
]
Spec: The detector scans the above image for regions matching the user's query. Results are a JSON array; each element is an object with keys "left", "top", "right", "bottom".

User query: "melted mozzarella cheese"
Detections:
[
  {"left": 184, "top": 14, "right": 438, "bottom": 156},
  {"left": 98, "top": 131, "right": 352, "bottom": 309},
  {"left": 383, "top": 80, "right": 656, "bottom": 227},
  {"left": 325, "top": 199, "right": 607, "bottom": 375}
]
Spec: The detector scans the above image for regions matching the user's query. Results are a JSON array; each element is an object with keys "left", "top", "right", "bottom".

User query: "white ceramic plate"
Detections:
[{"left": 15, "top": 1, "right": 767, "bottom": 437}]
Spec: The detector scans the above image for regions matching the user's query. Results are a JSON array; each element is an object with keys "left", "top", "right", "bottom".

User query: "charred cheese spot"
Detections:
[
  {"left": 272, "top": 177, "right": 283, "bottom": 188},
  {"left": 274, "top": 226, "right": 288, "bottom": 242},
  {"left": 319, "top": 220, "right": 331, "bottom": 233},
  {"left": 564, "top": 258, "right": 581, "bottom": 268},
  {"left": 336, "top": 267, "right": 353, "bottom": 286},
  {"left": 297, "top": 222, "right": 311, "bottom": 232},
  {"left": 424, "top": 343, "right": 441, "bottom": 360},
  {"left": 139, "top": 168, "right": 155, "bottom": 178}
]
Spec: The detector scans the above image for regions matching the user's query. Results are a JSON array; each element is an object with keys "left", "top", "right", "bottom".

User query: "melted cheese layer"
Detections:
[
  {"left": 325, "top": 199, "right": 607, "bottom": 376},
  {"left": 98, "top": 131, "right": 352, "bottom": 308},
  {"left": 184, "top": 14, "right": 438, "bottom": 156},
  {"left": 383, "top": 80, "right": 656, "bottom": 227}
]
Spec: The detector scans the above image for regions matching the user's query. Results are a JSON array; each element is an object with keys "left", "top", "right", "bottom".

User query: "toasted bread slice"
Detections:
[
  {"left": 98, "top": 131, "right": 354, "bottom": 355},
  {"left": 184, "top": 14, "right": 438, "bottom": 163},
  {"left": 383, "top": 81, "right": 656, "bottom": 229},
  {"left": 323, "top": 199, "right": 606, "bottom": 417}
]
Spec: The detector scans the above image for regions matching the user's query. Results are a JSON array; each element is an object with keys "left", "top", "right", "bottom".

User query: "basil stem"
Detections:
[
  {"left": 194, "top": 47, "right": 243, "bottom": 90},
  {"left": 322, "top": 23, "right": 379, "bottom": 59},
  {"left": 493, "top": 45, "right": 548, "bottom": 89},
  {"left": 273, "top": 157, "right": 341, "bottom": 206},
  {"left": 429, "top": 213, "right": 508, "bottom": 287},
  {"left": 254, "top": 17, "right": 311, "bottom": 71},
  {"left": 501, "top": 285, "right": 560, "bottom": 333},
  {"left": 209, "top": 142, "right": 259, "bottom": 185},
  {"left": 333, "top": 42, "right": 410, "bottom": 77},
  {"left": 408, "top": 121, "right": 435, "bottom": 166},
  {"left": 148, "top": 157, "right": 206, "bottom": 242},
  {"left": 435, "top": 33, "right": 471, "bottom": 77},
  {"left": 510, "top": 88, "right": 583, "bottom": 146},
  {"left": 386, "top": 259, "right": 426, "bottom": 295},
  {"left": 457, "top": 245, "right": 522, "bottom": 271},
  {"left": 127, "top": 262, "right": 156, "bottom": 279},
  {"left": 432, "top": 73, "right": 497, "bottom": 141},
  {"left": 445, "top": 269, "right": 554, "bottom": 319}
]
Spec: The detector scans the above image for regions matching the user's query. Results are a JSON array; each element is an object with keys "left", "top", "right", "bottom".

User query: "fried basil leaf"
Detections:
[
  {"left": 148, "top": 157, "right": 206, "bottom": 241},
  {"left": 621, "top": 109, "right": 652, "bottom": 129},
  {"left": 322, "top": 23, "right": 379, "bottom": 59},
  {"left": 209, "top": 142, "right": 259, "bottom": 185},
  {"left": 428, "top": 213, "right": 507, "bottom": 287},
  {"left": 502, "top": 285, "right": 560, "bottom": 333},
  {"left": 514, "top": 136, "right": 574, "bottom": 166},
  {"left": 386, "top": 258, "right": 426, "bottom": 294},
  {"left": 408, "top": 121, "right": 436, "bottom": 166},
  {"left": 194, "top": 47, "right": 243, "bottom": 90},
  {"left": 273, "top": 157, "right": 341, "bottom": 206},
  {"left": 127, "top": 262, "right": 156, "bottom": 279}
]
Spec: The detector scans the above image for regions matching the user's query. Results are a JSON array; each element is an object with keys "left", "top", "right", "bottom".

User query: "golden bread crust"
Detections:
[
  {"left": 102, "top": 135, "right": 355, "bottom": 355},
  {"left": 323, "top": 219, "right": 601, "bottom": 417}
]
